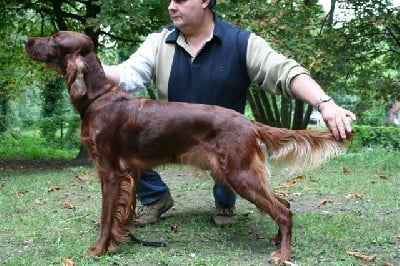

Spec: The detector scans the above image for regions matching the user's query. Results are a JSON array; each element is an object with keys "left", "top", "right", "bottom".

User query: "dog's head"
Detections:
[
  {"left": 24, "top": 31, "right": 96, "bottom": 100},
  {"left": 24, "top": 31, "right": 94, "bottom": 75}
]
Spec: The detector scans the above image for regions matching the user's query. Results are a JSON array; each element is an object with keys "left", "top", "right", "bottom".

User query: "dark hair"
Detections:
[{"left": 209, "top": 0, "right": 216, "bottom": 9}]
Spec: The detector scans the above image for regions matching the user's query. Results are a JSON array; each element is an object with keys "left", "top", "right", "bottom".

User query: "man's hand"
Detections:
[{"left": 319, "top": 101, "right": 356, "bottom": 140}]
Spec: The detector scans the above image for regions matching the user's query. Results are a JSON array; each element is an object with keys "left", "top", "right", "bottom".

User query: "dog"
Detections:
[{"left": 24, "top": 31, "right": 353, "bottom": 263}]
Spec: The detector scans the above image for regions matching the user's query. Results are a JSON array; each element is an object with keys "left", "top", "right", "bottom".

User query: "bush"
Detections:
[{"left": 349, "top": 125, "right": 400, "bottom": 152}]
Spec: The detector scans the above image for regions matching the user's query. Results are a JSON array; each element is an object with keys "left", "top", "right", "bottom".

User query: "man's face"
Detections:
[{"left": 168, "top": 0, "right": 209, "bottom": 31}]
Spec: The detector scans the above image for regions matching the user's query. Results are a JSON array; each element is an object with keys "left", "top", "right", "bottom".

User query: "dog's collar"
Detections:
[{"left": 79, "top": 90, "right": 110, "bottom": 119}]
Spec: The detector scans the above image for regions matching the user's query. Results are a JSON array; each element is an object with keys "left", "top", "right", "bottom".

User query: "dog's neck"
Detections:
[{"left": 69, "top": 52, "right": 113, "bottom": 119}]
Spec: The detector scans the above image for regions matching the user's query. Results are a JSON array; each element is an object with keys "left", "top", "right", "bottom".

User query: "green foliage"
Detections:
[
  {"left": 354, "top": 104, "right": 387, "bottom": 126},
  {"left": 0, "top": 0, "right": 399, "bottom": 152},
  {"left": 40, "top": 78, "right": 69, "bottom": 142},
  {"left": 349, "top": 125, "right": 400, "bottom": 152},
  {"left": 97, "top": 0, "right": 170, "bottom": 61},
  {"left": 318, "top": 0, "right": 399, "bottom": 115},
  {"left": 0, "top": 132, "right": 78, "bottom": 159}
]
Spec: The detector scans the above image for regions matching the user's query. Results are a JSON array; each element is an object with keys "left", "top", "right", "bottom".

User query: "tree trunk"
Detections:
[
  {"left": 74, "top": 143, "right": 92, "bottom": 163},
  {"left": 0, "top": 93, "right": 7, "bottom": 133}
]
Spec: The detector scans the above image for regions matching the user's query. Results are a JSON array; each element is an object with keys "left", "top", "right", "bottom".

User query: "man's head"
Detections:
[{"left": 168, "top": 0, "right": 215, "bottom": 32}]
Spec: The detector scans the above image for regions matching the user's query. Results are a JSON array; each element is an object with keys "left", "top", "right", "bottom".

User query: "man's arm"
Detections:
[
  {"left": 290, "top": 74, "right": 356, "bottom": 139},
  {"left": 102, "top": 33, "right": 157, "bottom": 91},
  {"left": 103, "top": 65, "right": 121, "bottom": 86}
]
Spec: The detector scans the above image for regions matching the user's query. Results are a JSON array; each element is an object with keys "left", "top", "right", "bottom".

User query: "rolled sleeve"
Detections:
[
  {"left": 113, "top": 34, "right": 157, "bottom": 91},
  {"left": 246, "top": 33, "right": 309, "bottom": 98}
]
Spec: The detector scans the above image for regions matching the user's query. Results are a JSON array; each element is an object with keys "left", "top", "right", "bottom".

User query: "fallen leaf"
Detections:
[
  {"left": 75, "top": 175, "right": 86, "bottom": 182},
  {"left": 75, "top": 175, "right": 93, "bottom": 185},
  {"left": 285, "top": 180, "right": 297, "bottom": 186},
  {"left": 344, "top": 193, "right": 362, "bottom": 199},
  {"left": 342, "top": 167, "right": 352, "bottom": 174},
  {"left": 48, "top": 185, "right": 61, "bottom": 192},
  {"left": 245, "top": 209, "right": 255, "bottom": 215},
  {"left": 35, "top": 198, "right": 44, "bottom": 205},
  {"left": 318, "top": 199, "right": 337, "bottom": 206},
  {"left": 61, "top": 199, "right": 75, "bottom": 209},
  {"left": 379, "top": 175, "right": 388, "bottom": 179},
  {"left": 170, "top": 223, "right": 178, "bottom": 233},
  {"left": 346, "top": 251, "right": 377, "bottom": 262},
  {"left": 64, "top": 258, "right": 74, "bottom": 266},
  {"left": 275, "top": 175, "right": 304, "bottom": 189},
  {"left": 92, "top": 220, "right": 100, "bottom": 229},
  {"left": 292, "top": 175, "right": 305, "bottom": 180},
  {"left": 382, "top": 263, "right": 394, "bottom": 266},
  {"left": 321, "top": 211, "right": 333, "bottom": 216},
  {"left": 283, "top": 261, "right": 298, "bottom": 266},
  {"left": 15, "top": 190, "right": 29, "bottom": 196},
  {"left": 22, "top": 239, "right": 33, "bottom": 246},
  {"left": 274, "top": 190, "right": 291, "bottom": 196}
]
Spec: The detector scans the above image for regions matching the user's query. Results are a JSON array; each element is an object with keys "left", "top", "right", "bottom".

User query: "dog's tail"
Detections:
[{"left": 255, "top": 122, "right": 354, "bottom": 176}]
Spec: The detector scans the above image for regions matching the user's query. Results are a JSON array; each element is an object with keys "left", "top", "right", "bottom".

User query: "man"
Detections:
[
  {"left": 104, "top": 0, "right": 356, "bottom": 227},
  {"left": 387, "top": 99, "right": 400, "bottom": 125}
]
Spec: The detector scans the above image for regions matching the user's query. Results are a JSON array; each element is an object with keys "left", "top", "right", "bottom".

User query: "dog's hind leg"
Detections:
[
  {"left": 268, "top": 195, "right": 291, "bottom": 246},
  {"left": 221, "top": 156, "right": 292, "bottom": 264}
]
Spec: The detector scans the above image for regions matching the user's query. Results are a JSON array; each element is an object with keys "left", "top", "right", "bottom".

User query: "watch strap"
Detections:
[{"left": 316, "top": 96, "right": 332, "bottom": 112}]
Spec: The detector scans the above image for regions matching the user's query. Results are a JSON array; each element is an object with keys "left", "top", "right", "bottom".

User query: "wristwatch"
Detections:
[{"left": 316, "top": 96, "right": 332, "bottom": 112}]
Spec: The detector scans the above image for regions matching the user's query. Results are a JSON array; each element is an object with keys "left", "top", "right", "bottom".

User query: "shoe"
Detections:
[
  {"left": 212, "top": 204, "right": 237, "bottom": 226},
  {"left": 134, "top": 190, "right": 174, "bottom": 226}
]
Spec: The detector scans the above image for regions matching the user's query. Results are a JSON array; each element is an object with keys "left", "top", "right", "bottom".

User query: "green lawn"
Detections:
[{"left": 0, "top": 149, "right": 399, "bottom": 265}]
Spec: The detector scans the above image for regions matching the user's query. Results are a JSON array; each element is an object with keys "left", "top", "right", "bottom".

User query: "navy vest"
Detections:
[{"left": 166, "top": 16, "right": 251, "bottom": 114}]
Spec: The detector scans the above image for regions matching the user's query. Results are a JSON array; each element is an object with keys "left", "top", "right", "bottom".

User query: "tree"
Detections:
[
  {"left": 318, "top": 0, "right": 399, "bottom": 124},
  {"left": 40, "top": 78, "right": 67, "bottom": 141},
  {"left": 1, "top": 0, "right": 399, "bottom": 158}
]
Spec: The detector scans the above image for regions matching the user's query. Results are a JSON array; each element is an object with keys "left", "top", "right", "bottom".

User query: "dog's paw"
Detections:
[
  {"left": 86, "top": 246, "right": 106, "bottom": 256},
  {"left": 268, "top": 251, "right": 291, "bottom": 265}
]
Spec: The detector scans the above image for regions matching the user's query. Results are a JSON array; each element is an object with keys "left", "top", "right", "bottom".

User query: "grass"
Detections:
[
  {"left": 0, "top": 149, "right": 399, "bottom": 265},
  {"left": 0, "top": 131, "right": 79, "bottom": 159}
]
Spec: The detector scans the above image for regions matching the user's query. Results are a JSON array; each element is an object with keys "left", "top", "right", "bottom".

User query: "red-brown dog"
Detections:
[{"left": 25, "top": 31, "right": 353, "bottom": 263}]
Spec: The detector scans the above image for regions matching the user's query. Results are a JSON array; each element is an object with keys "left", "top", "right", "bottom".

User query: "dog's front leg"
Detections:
[
  {"left": 87, "top": 170, "right": 120, "bottom": 255},
  {"left": 87, "top": 168, "right": 135, "bottom": 256}
]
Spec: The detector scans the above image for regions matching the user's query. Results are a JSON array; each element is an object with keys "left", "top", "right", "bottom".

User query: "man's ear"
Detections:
[{"left": 201, "top": 0, "right": 210, "bottom": 8}]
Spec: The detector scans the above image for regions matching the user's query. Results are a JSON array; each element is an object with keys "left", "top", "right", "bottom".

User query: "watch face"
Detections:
[{"left": 321, "top": 96, "right": 331, "bottom": 102}]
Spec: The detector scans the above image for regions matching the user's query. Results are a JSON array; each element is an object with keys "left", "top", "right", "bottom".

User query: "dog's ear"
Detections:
[
  {"left": 66, "top": 55, "right": 87, "bottom": 99},
  {"left": 55, "top": 31, "right": 94, "bottom": 57}
]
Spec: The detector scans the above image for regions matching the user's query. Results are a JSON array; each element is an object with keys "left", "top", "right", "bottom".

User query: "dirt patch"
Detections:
[{"left": 0, "top": 158, "right": 91, "bottom": 172}]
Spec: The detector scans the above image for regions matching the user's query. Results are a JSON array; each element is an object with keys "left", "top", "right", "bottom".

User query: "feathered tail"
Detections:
[{"left": 255, "top": 122, "right": 354, "bottom": 176}]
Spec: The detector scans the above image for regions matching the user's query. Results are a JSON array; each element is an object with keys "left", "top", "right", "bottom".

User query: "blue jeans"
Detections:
[{"left": 138, "top": 169, "right": 237, "bottom": 208}]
